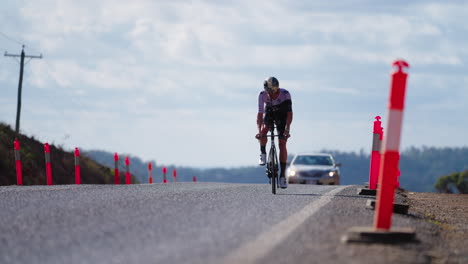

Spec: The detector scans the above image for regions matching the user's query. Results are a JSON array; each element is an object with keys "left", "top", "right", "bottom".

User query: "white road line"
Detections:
[{"left": 223, "top": 186, "right": 347, "bottom": 264}]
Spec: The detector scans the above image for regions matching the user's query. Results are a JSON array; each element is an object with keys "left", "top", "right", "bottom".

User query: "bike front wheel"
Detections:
[{"left": 268, "top": 146, "right": 278, "bottom": 194}]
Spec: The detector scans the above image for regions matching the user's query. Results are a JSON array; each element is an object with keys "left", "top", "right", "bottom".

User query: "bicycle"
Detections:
[{"left": 265, "top": 121, "right": 280, "bottom": 195}]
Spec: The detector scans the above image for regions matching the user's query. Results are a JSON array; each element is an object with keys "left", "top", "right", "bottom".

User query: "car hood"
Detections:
[{"left": 290, "top": 165, "right": 335, "bottom": 171}]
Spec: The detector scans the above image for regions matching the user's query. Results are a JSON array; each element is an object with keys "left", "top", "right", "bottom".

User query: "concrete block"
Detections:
[
  {"left": 366, "top": 199, "right": 410, "bottom": 215},
  {"left": 341, "top": 226, "right": 417, "bottom": 244},
  {"left": 357, "top": 188, "right": 377, "bottom": 196}
]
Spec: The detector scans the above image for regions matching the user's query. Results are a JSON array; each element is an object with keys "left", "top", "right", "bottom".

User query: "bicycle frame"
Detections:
[{"left": 266, "top": 122, "right": 279, "bottom": 194}]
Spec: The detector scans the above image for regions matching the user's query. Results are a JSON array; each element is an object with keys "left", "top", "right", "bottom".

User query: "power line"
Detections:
[
  {"left": 0, "top": 31, "right": 23, "bottom": 46},
  {"left": 0, "top": 31, "right": 43, "bottom": 55}
]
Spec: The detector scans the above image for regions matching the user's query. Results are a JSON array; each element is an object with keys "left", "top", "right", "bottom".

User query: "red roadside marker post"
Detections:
[
  {"left": 14, "top": 139, "right": 23, "bottom": 185},
  {"left": 148, "top": 162, "right": 153, "bottom": 184},
  {"left": 374, "top": 60, "right": 409, "bottom": 230},
  {"left": 343, "top": 60, "right": 415, "bottom": 243},
  {"left": 114, "top": 153, "right": 120, "bottom": 184},
  {"left": 44, "top": 143, "right": 53, "bottom": 185},
  {"left": 369, "top": 116, "right": 383, "bottom": 190},
  {"left": 125, "top": 157, "right": 131, "bottom": 185},
  {"left": 193, "top": 176, "right": 197, "bottom": 182},
  {"left": 173, "top": 168, "right": 177, "bottom": 183},
  {"left": 162, "top": 167, "right": 167, "bottom": 183},
  {"left": 358, "top": 116, "right": 383, "bottom": 196},
  {"left": 74, "top": 148, "right": 81, "bottom": 185}
]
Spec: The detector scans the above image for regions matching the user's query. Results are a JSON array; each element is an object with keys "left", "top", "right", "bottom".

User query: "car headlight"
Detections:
[
  {"left": 287, "top": 170, "right": 296, "bottom": 177},
  {"left": 328, "top": 171, "right": 337, "bottom": 177}
]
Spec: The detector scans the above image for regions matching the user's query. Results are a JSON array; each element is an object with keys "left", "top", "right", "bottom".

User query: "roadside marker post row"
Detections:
[
  {"left": 14, "top": 139, "right": 23, "bottom": 185},
  {"left": 343, "top": 59, "right": 415, "bottom": 244},
  {"left": 12, "top": 143, "right": 186, "bottom": 186}
]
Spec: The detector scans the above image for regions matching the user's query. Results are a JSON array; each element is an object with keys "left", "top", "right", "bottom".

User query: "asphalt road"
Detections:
[{"left": 0, "top": 183, "right": 436, "bottom": 264}]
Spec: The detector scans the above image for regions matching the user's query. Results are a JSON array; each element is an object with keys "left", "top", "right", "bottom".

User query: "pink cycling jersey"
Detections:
[{"left": 258, "top": 88, "right": 292, "bottom": 114}]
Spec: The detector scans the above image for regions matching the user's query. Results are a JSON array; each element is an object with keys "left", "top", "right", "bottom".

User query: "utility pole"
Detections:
[{"left": 4, "top": 45, "right": 42, "bottom": 134}]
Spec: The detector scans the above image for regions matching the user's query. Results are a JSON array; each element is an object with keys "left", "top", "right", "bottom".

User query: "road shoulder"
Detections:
[{"left": 407, "top": 191, "right": 468, "bottom": 263}]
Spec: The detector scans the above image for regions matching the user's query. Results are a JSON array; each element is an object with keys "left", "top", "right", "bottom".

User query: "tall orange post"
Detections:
[
  {"left": 13, "top": 139, "right": 23, "bottom": 185},
  {"left": 368, "top": 116, "right": 383, "bottom": 190},
  {"left": 125, "top": 157, "right": 131, "bottom": 185},
  {"left": 148, "top": 162, "right": 153, "bottom": 184},
  {"left": 114, "top": 153, "right": 120, "bottom": 184},
  {"left": 44, "top": 143, "right": 52, "bottom": 185},
  {"left": 14, "top": 139, "right": 23, "bottom": 185},
  {"left": 374, "top": 60, "right": 409, "bottom": 230},
  {"left": 162, "top": 167, "right": 167, "bottom": 183},
  {"left": 74, "top": 148, "right": 81, "bottom": 184}
]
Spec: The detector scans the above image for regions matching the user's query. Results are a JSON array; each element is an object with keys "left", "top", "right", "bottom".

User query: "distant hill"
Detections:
[
  {"left": 3, "top": 121, "right": 467, "bottom": 192},
  {"left": 85, "top": 147, "right": 468, "bottom": 192},
  {"left": 0, "top": 123, "right": 138, "bottom": 185}
]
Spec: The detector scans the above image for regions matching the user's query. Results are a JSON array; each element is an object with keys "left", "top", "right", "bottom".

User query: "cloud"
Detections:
[{"left": 1, "top": 0, "right": 467, "bottom": 167}]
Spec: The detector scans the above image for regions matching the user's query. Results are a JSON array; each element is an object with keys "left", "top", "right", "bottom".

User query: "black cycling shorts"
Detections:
[{"left": 264, "top": 110, "right": 287, "bottom": 140}]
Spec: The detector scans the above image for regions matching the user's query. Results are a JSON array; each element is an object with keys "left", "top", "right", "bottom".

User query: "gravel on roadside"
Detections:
[{"left": 407, "top": 191, "right": 468, "bottom": 263}]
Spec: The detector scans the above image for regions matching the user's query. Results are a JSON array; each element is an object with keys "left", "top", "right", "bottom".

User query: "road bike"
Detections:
[{"left": 265, "top": 121, "right": 279, "bottom": 195}]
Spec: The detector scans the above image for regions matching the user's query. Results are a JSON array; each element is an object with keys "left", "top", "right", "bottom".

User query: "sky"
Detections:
[{"left": 1, "top": 0, "right": 467, "bottom": 168}]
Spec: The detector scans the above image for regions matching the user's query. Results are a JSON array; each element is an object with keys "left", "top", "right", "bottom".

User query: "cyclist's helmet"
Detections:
[{"left": 264, "top": 77, "right": 279, "bottom": 93}]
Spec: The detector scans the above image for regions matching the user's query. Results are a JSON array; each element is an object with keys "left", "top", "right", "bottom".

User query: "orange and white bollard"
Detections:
[
  {"left": 342, "top": 60, "right": 414, "bottom": 244},
  {"left": 374, "top": 60, "right": 409, "bottom": 230},
  {"left": 44, "top": 143, "right": 53, "bottom": 185},
  {"left": 125, "top": 157, "right": 131, "bottom": 185},
  {"left": 14, "top": 139, "right": 23, "bottom": 185},
  {"left": 114, "top": 153, "right": 120, "bottom": 184},
  {"left": 74, "top": 148, "right": 81, "bottom": 184},
  {"left": 368, "top": 116, "right": 383, "bottom": 190},
  {"left": 148, "top": 162, "right": 153, "bottom": 184},
  {"left": 162, "top": 167, "right": 167, "bottom": 183}
]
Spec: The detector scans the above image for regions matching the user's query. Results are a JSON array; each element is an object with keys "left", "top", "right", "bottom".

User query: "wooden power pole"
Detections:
[{"left": 4, "top": 45, "right": 42, "bottom": 134}]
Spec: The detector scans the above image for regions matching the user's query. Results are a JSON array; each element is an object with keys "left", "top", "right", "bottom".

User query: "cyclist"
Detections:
[{"left": 256, "top": 76, "right": 293, "bottom": 189}]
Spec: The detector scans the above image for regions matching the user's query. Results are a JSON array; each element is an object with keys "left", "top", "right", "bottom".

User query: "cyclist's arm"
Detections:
[
  {"left": 283, "top": 97, "right": 293, "bottom": 132},
  {"left": 285, "top": 111, "right": 293, "bottom": 132},
  {"left": 257, "top": 112, "right": 263, "bottom": 131},
  {"left": 257, "top": 92, "right": 265, "bottom": 132}
]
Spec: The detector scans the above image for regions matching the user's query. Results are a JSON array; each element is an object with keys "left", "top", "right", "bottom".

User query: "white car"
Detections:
[{"left": 287, "top": 153, "right": 341, "bottom": 185}]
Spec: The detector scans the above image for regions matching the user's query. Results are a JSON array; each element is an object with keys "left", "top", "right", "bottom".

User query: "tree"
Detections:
[{"left": 434, "top": 170, "right": 468, "bottom": 194}]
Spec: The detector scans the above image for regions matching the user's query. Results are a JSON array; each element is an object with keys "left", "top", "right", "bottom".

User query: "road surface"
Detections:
[{"left": 0, "top": 183, "right": 436, "bottom": 263}]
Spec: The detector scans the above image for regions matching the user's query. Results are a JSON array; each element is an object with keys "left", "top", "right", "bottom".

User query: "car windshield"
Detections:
[{"left": 293, "top": 155, "right": 333, "bottom": 166}]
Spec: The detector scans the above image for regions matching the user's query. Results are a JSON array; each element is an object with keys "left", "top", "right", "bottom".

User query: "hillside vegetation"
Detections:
[
  {"left": 2, "top": 121, "right": 467, "bottom": 192},
  {"left": 435, "top": 170, "right": 468, "bottom": 194},
  {"left": 0, "top": 123, "right": 138, "bottom": 185}
]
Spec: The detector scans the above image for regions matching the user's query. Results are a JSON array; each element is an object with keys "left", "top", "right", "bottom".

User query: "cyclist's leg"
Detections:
[
  {"left": 258, "top": 114, "right": 271, "bottom": 165},
  {"left": 260, "top": 113, "right": 273, "bottom": 150},
  {"left": 279, "top": 138, "right": 288, "bottom": 173},
  {"left": 259, "top": 123, "right": 269, "bottom": 146},
  {"left": 276, "top": 116, "right": 288, "bottom": 178}
]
